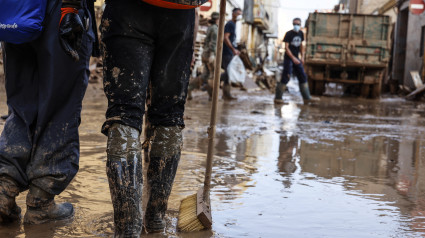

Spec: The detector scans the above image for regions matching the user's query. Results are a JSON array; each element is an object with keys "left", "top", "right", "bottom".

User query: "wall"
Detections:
[
  {"left": 359, "top": 0, "right": 388, "bottom": 14},
  {"left": 401, "top": 2, "right": 425, "bottom": 88}
]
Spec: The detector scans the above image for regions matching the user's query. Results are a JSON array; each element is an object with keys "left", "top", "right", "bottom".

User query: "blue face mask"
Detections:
[{"left": 293, "top": 25, "right": 301, "bottom": 32}]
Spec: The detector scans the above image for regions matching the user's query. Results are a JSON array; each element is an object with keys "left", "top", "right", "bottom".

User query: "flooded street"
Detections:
[{"left": 0, "top": 80, "right": 425, "bottom": 237}]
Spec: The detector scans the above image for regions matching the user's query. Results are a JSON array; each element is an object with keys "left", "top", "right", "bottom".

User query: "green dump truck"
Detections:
[{"left": 305, "top": 13, "right": 391, "bottom": 98}]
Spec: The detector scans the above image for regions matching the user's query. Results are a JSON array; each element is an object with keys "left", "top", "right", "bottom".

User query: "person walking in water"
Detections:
[
  {"left": 0, "top": 0, "right": 98, "bottom": 224},
  {"left": 275, "top": 17, "right": 319, "bottom": 104},
  {"left": 100, "top": 0, "right": 203, "bottom": 236},
  {"left": 220, "top": 8, "right": 242, "bottom": 100}
]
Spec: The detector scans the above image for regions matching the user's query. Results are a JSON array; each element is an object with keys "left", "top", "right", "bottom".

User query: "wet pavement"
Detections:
[{"left": 0, "top": 80, "right": 425, "bottom": 237}]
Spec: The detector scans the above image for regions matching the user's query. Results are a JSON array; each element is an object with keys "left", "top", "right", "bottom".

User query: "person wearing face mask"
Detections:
[
  {"left": 220, "top": 7, "right": 242, "bottom": 100},
  {"left": 275, "top": 17, "right": 319, "bottom": 104}
]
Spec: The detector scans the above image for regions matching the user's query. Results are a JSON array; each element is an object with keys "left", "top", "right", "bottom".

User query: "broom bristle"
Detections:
[{"left": 177, "top": 193, "right": 206, "bottom": 232}]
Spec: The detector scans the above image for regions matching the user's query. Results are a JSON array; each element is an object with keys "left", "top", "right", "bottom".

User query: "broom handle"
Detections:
[{"left": 203, "top": 0, "right": 227, "bottom": 200}]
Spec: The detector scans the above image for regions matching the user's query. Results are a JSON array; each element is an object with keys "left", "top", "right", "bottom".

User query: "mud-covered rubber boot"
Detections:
[
  {"left": 299, "top": 83, "right": 320, "bottom": 103},
  {"left": 0, "top": 176, "right": 21, "bottom": 223},
  {"left": 24, "top": 185, "right": 74, "bottom": 224},
  {"left": 106, "top": 124, "right": 143, "bottom": 238},
  {"left": 222, "top": 84, "right": 236, "bottom": 100},
  {"left": 207, "top": 79, "right": 213, "bottom": 101},
  {"left": 145, "top": 126, "right": 183, "bottom": 233},
  {"left": 274, "top": 82, "right": 287, "bottom": 104}
]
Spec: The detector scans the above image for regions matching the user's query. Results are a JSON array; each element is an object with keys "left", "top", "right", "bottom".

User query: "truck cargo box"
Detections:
[{"left": 305, "top": 13, "right": 391, "bottom": 98}]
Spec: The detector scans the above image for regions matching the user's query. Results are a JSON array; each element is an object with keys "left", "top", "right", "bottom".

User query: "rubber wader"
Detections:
[
  {"left": 106, "top": 124, "right": 143, "bottom": 238},
  {"left": 299, "top": 82, "right": 320, "bottom": 103},
  {"left": 145, "top": 126, "right": 183, "bottom": 233}
]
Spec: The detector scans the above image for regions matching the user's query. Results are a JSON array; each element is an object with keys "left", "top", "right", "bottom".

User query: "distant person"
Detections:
[
  {"left": 201, "top": 11, "right": 219, "bottom": 100},
  {"left": 221, "top": 8, "right": 242, "bottom": 100},
  {"left": 275, "top": 17, "right": 319, "bottom": 104},
  {"left": 187, "top": 12, "right": 219, "bottom": 101}
]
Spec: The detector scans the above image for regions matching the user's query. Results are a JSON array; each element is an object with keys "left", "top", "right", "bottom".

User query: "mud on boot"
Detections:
[
  {"left": 145, "top": 126, "right": 183, "bottom": 233},
  {"left": 222, "top": 84, "right": 236, "bottom": 101},
  {"left": 106, "top": 124, "right": 143, "bottom": 238},
  {"left": 299, "top": 82, "right": 320, "bottom": 104},
  {"left": 0, "top": 176, "right": 21, "bottom": 223},
  {"left": 24, "top": 185, "right": 74, "bottom": 225},
  {"left": 274, "top": 82, "right": 287, "bottom": 104}
]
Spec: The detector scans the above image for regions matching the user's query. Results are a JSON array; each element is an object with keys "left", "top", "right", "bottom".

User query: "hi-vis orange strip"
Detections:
[
  {"left": 143, "top": 0, "right": 198, "bottom": 9},
  {"left": 60, "top": 8, "right": 79, "bottom": 24}
]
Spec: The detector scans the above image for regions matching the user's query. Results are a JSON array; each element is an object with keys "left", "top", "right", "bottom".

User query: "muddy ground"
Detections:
[{"left": 0, "top": 78, "right": 424, "bottom": 237}]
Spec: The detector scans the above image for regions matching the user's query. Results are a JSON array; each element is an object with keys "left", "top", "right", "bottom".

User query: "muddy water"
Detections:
[{"left": 0, "top": 80, "right": 425, "bottom": 237}]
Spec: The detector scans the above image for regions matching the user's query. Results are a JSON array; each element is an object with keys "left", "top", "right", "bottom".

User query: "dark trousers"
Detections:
[
  {"left": 101, "top": 0, "right": 195, "bottom": 135},
  {"left": 281, "top": 56, "right": 308, "bottom": 84},
  {"left": 0, "top": 0, "right": 94, "bottom": 195},
  {"left": 220, "top": 54, "right": 233, "bottom": 85}
]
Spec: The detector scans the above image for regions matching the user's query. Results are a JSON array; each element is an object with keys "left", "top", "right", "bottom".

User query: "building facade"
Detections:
[{"left": 392, "top": 0, "right": 425, "bottom": 88}]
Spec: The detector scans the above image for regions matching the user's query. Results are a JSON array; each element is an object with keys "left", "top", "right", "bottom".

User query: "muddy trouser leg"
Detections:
[
  {"left": 0, "top": 43, "right": 35, "bottom": 223},
  {"left": 145, "top": 126, "right": 183, "bottom": 232},
  {"left": 293, "top": 62, "right": 311, "bottom": 100},
  {"left": 101, "top": 30, "right": 153, "bottom": 238},
  {"left": 1, "top": 0, "right": 93, "bottom": 224},
  {"left": 101, "top": 2, "right": 154, "bottom": 236},
  {"left": 101, "top": 0, "right": 194, "bottom": 234},
  {"left": 106, "top": 124, "right": 143, "bottom": 237},
  {"left": 144, "top": 7, "right": 194, "bottom": 233}
]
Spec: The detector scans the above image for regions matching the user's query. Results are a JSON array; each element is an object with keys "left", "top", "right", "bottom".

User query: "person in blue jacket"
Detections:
[{"left": 0, "top": 0, "right": 98, "bottom": 224}]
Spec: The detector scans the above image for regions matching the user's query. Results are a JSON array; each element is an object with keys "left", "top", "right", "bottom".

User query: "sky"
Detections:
[{"left": 278, "top": 0, "right": 340, "bottom": 38}]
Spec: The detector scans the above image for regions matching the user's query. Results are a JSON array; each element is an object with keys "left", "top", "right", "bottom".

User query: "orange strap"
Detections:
[
  {"left": 60, "top": 7, "right": 79, "bottom": 24},
  {"left": 142, "top": 0, "right": 197, "bottom": 9}
]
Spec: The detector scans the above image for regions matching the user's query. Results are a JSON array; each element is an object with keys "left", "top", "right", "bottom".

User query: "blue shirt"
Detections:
[{"left": 223, "top": 20, "right": 236, "bottom": 57}]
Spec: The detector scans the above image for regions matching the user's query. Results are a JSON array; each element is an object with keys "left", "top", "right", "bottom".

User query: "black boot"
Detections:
[
  {"left": 145, "top": 126, "right": 183, "bottom": 233},
  {"left": 24, "top": 185, "right": 74, "bottom": 224},
  {"left": 106, "top": 124, "right": 143, "bottom": 238},
  {"left": 0, "top": 176, "right": 21, "bottom": 223},
  {"left": 274, "top": 82, "right": 287, "bottom": 104}
]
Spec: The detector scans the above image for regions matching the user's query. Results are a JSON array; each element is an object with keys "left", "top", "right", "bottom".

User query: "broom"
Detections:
[{"left": 177, "top": 0, "right": 228, "bottom": 232}]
